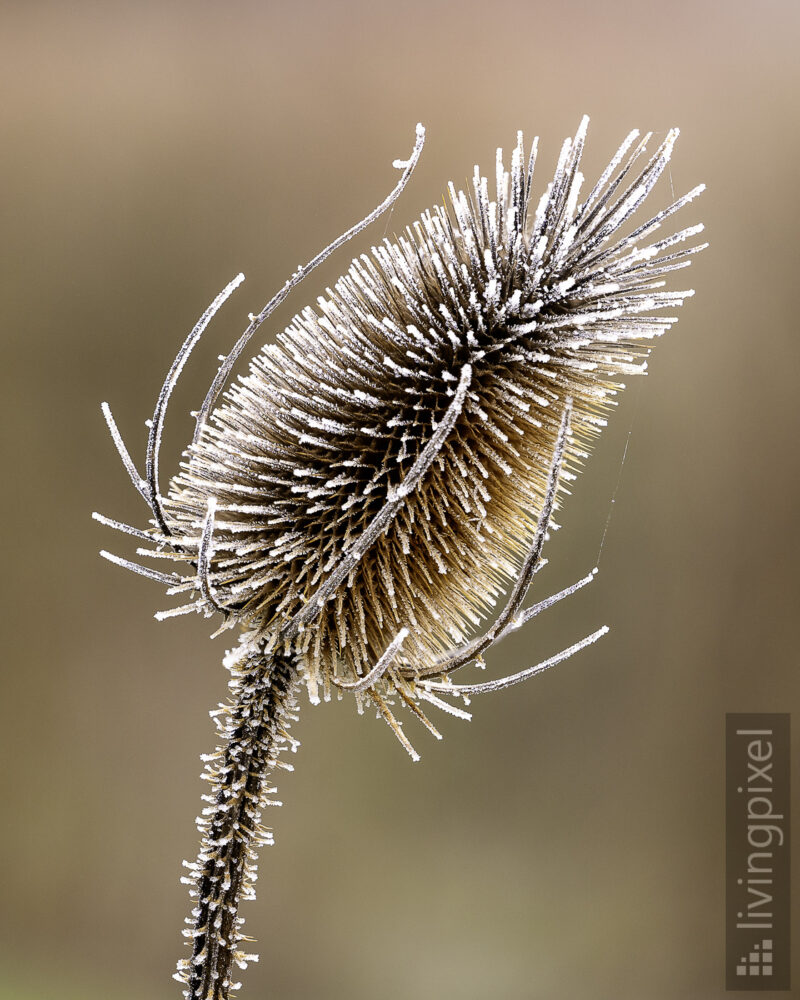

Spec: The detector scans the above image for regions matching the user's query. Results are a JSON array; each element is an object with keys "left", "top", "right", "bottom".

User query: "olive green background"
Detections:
[{"left": 1, "top": 2, "right": 797, "bottom": 998}]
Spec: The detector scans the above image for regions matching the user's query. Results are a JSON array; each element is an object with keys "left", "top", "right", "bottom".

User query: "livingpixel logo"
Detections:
[{"left": 726, "top": 715, "right": 790, "bottom": 991}]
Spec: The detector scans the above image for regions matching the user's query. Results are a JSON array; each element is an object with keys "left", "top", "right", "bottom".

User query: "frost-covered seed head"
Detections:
[
  {"left": 160, "top": 118, "right": 705, "bottom": 701},
  {"left": 96, "top": 118, "right": 706, "bottom": 1000}
]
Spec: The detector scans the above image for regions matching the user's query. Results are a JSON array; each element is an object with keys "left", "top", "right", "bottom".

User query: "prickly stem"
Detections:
[{"left": 175, "top": 641, "right": 300, "bottom": 1000}]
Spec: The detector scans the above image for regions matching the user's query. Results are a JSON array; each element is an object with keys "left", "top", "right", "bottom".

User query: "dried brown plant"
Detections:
[{"left": 95, "top": 117, "right": 705, "bottom": 999}]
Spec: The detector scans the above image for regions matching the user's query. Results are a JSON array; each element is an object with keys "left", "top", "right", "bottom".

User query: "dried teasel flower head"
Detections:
[{"left": 95, "top": 117, "right": 705, "bottom": 999}]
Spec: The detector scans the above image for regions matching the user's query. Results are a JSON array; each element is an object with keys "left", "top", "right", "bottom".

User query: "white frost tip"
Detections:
[
  {"left": 394, "top": 124, "right": 426, "bottom": 169},
  {"left": 662, "top": 127, "right": 680, "bottom": 159}
]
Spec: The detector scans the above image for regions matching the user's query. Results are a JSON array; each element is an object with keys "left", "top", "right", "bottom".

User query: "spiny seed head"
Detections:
[
  {"left": 96, "top": 118, "right": 705, "bottom": 999},
  {"left": 161, "top": 118, "right": 705, "bottom": 702}
]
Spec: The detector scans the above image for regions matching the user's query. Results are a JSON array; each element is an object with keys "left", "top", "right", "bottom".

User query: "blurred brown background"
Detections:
[{"left": 1, "top": 1, "right": 797, "bottom": 998}]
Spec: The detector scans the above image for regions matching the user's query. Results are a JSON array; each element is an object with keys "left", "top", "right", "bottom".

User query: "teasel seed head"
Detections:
[
  {"left": 157, "top": 117, "right": 704, "bottom": 709},
  {"left": 96, "top": 118, "right": 705, "bottom": 999}
]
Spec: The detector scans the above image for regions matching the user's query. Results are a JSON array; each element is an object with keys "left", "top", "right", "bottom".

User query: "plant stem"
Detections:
[{"left": 176, "top": 642, "right": 299, "bottom": 1000}]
